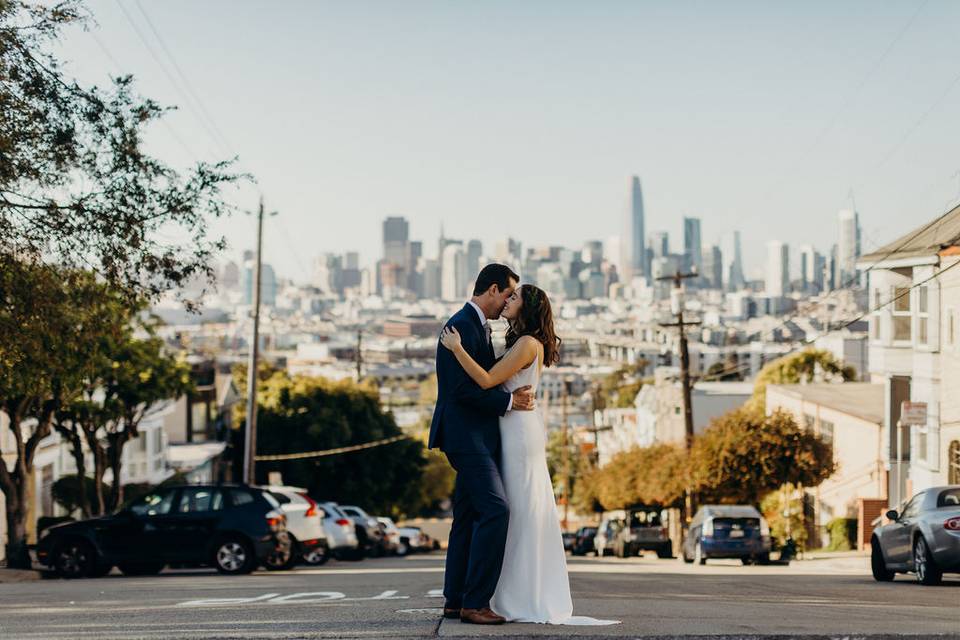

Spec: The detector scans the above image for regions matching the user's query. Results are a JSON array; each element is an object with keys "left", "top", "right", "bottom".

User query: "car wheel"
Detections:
[
  {"left": 396, "top": 541, "right": 410, "bottom": 557},
  {"left": 264, "top": 535, "right": 297, "bottom": 571},
  {"left": 212, "top": 536, "right": 256, "bottom": 575},
  {"left": 656, "top": 543, "right": 673, "bottom": 559},
  {"left": 913, "top": 536, "right": 943, "bottom": 586},
  {"left": 741, "top": 557, "right": 753, "bottom": 566},
  {"left": 614, "top": 542, "right": 626, "bottom": 558},
  {"left": 53, "top": 539, "right": 97, "bottom": 579},
  {"left": 118, "top": 561, "right": 165, "bottom": 576},
  {"left": 695, "top": 541, "right": 706, "bottom": 565},
  {"left": 90, "top": 562, "right": 113, "bottom": 577},
  {"left": 302, "top": 545, "right": 330, "bottom": 566},
  {"left": 870, "top": 538, "right": 895, "bottom": 582}
]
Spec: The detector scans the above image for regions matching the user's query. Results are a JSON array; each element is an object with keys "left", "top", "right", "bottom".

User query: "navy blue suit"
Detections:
[{"left": 429, "top": 304, "right": 511, "bottom": 610}]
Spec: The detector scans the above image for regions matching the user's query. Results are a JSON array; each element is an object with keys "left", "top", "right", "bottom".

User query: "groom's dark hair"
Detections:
[{"left": 473, "top": 263, "right": 519, "bottom": 296}]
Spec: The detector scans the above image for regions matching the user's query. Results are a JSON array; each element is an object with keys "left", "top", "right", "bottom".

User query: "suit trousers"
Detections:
[{"left": 442, "top": 450, "right": 510, "bottom": 610}]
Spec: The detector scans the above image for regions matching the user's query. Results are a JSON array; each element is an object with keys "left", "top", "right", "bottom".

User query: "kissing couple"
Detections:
[{"left": 429, "top": 263, "right": 618, "bottom": 626}]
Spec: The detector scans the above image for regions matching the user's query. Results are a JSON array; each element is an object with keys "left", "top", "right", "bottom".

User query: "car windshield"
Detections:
[
  {"left": 629, "top": 510, "right": 661, "bottom": 527},
  {"left": 937, "top": 488, "right": 960, "bottom": 508},
  {"left": 130, "top": 491, "right": 175, "bottom": 516}
]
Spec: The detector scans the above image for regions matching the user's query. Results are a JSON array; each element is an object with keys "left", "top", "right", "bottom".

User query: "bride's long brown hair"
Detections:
[{"left": 504, "top": 284, "right": 561, "bottom": 367}]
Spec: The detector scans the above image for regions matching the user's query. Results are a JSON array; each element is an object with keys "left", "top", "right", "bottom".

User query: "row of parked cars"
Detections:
[
  {"left": 567, "top": 504, "right": 774, "bottom": 565},
  {"left": 36, "top": 483, "right": 438, "bottom": 578}
]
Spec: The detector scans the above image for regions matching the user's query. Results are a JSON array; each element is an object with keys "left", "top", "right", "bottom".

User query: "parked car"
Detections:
[
  {"left": 340, "top": 504, "right": 386, "bottom": 556},
  {"left": 397, "top": 526, "right": 436, "bottom": 554},
  {"left": 376, "top": 517, "right": 401, "bottom": 555},
  {"left": 594, "top": 515, "right": 625, "bottom": 557},
  {"left": 871, "top": 485, "right": 960, "bottom": 585},
  {"left": 562, "top": 531, "right": 577, "bottom": 552},
  {"left": 318, "top": 501, "right": 361, "bottom": 560},
  {"left": 571, "top": 526, "right": 597, "bottom": 556},
  {"left": 261, "top": 486, "right": 328, "bottom": 568},
  {"left": 613, "top": 507, "right": 673, "bottom": 559},
  {"left": 37, "top": 484, "right": 290, "bottom": 578},
  {"left": 682, "top": 505, "right": 771, "bottom": 565}
]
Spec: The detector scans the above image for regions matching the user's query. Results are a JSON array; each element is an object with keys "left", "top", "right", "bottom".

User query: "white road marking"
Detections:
[
  {"left": 267, "top": 591, "right": 346, "bottom": 604},
  {"left": 176, "top": 593, "right": 280, "bottom": 607}
]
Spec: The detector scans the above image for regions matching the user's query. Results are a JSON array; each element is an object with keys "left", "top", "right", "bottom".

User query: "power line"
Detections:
[
  {"left": 113, "top": 0, "right": 233, "bottom": 161},
  {"left": 255, "top": 434, "right": 412, "bottom": 462}
]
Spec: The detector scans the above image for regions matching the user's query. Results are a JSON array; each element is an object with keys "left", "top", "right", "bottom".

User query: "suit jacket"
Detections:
[{"left": 428, "top": 304, "right": 511, "bottom": 454}]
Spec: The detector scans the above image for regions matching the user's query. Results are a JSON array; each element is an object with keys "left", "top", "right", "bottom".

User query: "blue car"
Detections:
[{"left": 682, "top": 505, "right": 772, "bottom": 565}]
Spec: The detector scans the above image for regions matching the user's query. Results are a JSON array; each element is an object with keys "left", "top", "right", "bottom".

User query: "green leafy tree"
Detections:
[
  {"left": 689, "top": 408, "right": 836, "bottom": 506},
  {"left": 253, "top": 370, "right": 426, "bottom": 517},
  {"left": 747, "top": 348, "right": 855, "bottom": 413}
]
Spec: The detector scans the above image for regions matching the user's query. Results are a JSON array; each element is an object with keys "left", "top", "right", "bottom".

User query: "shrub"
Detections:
[{"left": 826, "top": 517, "right": 857, "bottom": 551}]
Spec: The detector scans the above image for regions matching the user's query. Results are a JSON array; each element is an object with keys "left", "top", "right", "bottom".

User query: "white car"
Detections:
[
  {"left": 261, "top": 486, "right": 328, "bottom": 568},
  {"left": 397, "top": 526, "right": 429, "bottom": 554},
  {"left": 377, "top": 517, "right": 402, "bottom": 555},
  {"left": 320, "top": 501, "right": 361, "bottom": 560}
]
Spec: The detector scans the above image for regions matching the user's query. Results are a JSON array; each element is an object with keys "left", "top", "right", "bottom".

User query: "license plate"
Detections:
[{"left": 729, "top": 530, "right": 744, "bottom": 538}]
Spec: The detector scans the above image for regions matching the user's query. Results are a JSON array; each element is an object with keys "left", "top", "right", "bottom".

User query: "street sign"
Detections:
[{"left": 900, "top": 401, "right": 927, "bottom": 426}]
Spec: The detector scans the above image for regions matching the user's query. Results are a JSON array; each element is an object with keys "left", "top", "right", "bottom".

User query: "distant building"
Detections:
[
  {"left": 683, "top": 217, "right": 703, "bottom": 275},
  {"left": 466, "top": 239, "right": 483, "bottom": 278},
  {"left": 765, "top": 241, "right": 789, "bottom": 297},
  {"left": 623, "top": 176, "right": 647, "bottom": 281},
  {"left": 243, "top": 260, "right": 277, "bottom": 306},
  {"left": 723, "top": 230, "right": 746, "bottom": 291},
  {"left": 702, "top": 244, "right": 723, "bottom": 290},
  {"left": 838, "top": 209, "right": 862, "bottom": 287},
  {"left": 441, "top": 243, "right": 467, "bottom": 301},
  {"left": 650, "top": 231, "right": 669, "bottom": 259}
]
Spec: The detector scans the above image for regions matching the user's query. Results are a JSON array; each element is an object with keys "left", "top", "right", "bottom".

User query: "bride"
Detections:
[{"left": 440, "top": 284, "right": 618, "bottom": 626}]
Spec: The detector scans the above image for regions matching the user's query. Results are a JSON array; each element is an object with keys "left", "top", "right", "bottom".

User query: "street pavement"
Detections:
[{"left": 0, "top": 553, "right": 957, "bottom": 639}]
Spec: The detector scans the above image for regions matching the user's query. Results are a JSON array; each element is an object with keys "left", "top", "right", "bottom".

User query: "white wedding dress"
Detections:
[{"left": 489, "top": 347, "right": 619, "bottom": 626}]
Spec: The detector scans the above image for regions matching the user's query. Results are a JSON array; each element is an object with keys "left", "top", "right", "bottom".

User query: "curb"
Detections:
[{"left": 0, "top": 568, "right": 42, "bottom": 584}]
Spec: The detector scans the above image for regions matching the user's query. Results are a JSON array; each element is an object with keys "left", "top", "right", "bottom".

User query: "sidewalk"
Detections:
[{"left": 0, "top": 567, "right": 41, "bottom": 584}]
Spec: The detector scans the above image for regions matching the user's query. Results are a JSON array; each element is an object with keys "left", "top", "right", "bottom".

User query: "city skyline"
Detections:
[{"left": 51, "top": 1, "right": 960, "bottom": 285}]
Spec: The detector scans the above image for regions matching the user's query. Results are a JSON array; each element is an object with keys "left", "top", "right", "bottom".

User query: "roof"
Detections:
[
  {"left": 859, "top": 203, "right": 960, "bottom": 264},
  {"left": 767, "top": 383, "right": 884, "bottom": 424},
  {"left": 165, "top": 441, "right": 228, "bottom": 469}
]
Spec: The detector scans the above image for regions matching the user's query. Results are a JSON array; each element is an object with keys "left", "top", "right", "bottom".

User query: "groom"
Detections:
[{"left": 429, "top": 263, "right": 535, "bottom": 625}]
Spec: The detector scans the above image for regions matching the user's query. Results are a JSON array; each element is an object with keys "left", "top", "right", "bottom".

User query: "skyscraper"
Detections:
[
  {"left": 683, "top": 217, "right": 703, "bottom": 275},
  {"left": 837, "top": 209, "right": 861, "bottom": 287},
  {"left": 723, "top": 231, "right": 746, "bottom": 291},
  {"left": 623, "top": 176, "right": 646, "bottom": 281},
  {"left": 382, "top": 217, "right": 410, "bottom": 267},
  {"left": 650, "top": 231, "right": 669, "bottom": 259},
  {"left": 441, "top": 242, "right": 467, "bottom": 301},
  {"left": 799, "top": 245, "right": 820, "bottom": 293},
  {"left": 466, "top": 239, "right": 483, "bottom": 278},
  {"left": 702, "top": 245, "right": 723, "bottom": 290},
  {"left": 765, "top": 241, "right": 789, "bottom": 297}
]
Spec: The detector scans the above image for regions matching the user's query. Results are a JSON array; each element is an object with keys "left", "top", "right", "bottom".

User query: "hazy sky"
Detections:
[{"left": 54, "top": 0, "right": 960, "bottom": 282}]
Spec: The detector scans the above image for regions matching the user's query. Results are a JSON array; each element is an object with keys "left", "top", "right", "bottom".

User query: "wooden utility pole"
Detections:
[
  {"left": 356, "top": 329, "right": 363, "bottom": 380},
  {"left": 243, "top": 198, "right": 276, "bottom": 486},
  {"left": 561, "top": 378, "right": 571, "bottom": 530},
  {"left": 657, "top": 271, "right": 701, "bottom": 522}
]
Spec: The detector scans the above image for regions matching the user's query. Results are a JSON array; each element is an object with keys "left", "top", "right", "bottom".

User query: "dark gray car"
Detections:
[{"left": 871, "top": 485, "right": 960, "bottom": 585}]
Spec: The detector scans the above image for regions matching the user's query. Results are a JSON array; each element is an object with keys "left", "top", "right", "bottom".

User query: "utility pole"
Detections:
[
  {"left": 657, "top": 271, "right": 701, "bottom": 523},
  {"left": 243, "top": 198, "right": 275, "bottom": 485},
  {"left": 355, "top": 329, "right": 363, "bottom": 380},
  {"left": 561, "top": 378, "right": 571, "bottom": 530}
]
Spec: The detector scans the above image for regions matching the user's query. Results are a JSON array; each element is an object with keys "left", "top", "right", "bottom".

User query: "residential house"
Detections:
[
  {"left": 858, "top": 203, "right": 960, "bottom": 507},
  {"left": 766, "top": 383, "right": 886, "bottom": 549}
]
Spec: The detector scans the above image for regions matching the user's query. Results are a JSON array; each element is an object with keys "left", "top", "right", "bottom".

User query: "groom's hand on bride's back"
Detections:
[{"left": 512, "top": 385, "right": 535, "bottom": 411}]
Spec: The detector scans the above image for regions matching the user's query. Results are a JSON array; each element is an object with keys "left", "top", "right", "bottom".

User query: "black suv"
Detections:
[{"left": 37, "top": 484, "right": 290, "bottom": 578}]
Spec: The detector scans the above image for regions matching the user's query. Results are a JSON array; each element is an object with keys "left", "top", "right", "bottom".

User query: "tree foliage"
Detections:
[
  {"left": 590, "top": 444, "right": 687, "bottom": 510},
  {"left": 747, "top": 348, "right": 855, "bottom": 413},
  {"left": 252, "top": 369, "right": 426, "bottom": 518},
  {"left": 689, "top": 408, "right": 836, "bottom": 505},
  {"left": 1, "top": 0, "right": 242, "bottom": 307}
]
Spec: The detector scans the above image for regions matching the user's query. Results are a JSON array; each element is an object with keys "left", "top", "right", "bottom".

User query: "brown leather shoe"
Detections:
[
  {"left": 460, "top": 607, "right": 506, "bottom": 625},
  {"left": 442, "top": 607, "right": 461, "bottom": 619}
]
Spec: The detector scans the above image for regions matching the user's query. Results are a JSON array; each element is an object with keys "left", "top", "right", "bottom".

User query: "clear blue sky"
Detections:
[{"left": 55, "top": 0, "right": 960, "bottom": 282}]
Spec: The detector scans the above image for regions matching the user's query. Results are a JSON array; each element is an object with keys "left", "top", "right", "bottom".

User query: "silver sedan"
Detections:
[{"left": 871, "top": 485, "right": 960, "bottom": 585}]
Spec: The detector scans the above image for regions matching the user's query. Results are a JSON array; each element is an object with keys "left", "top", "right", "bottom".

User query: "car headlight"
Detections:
[{"left": 760, "top": 518, "right": 770, "bottom": 537}]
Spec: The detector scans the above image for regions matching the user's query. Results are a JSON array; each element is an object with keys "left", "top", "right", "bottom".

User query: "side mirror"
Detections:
[{"left": 885, "top": 509, "right": 899, "bottom": 521}]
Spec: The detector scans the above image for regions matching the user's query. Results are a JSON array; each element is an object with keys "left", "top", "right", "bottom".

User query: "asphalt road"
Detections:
[{"left": 1, "top": 553, "right": 957, "bottom": 639}]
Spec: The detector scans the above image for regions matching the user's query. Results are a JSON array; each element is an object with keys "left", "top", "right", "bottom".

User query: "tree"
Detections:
[
  {"left": 253, "top": 369, "right": 426, "bottom": 518},
  {"left": 746, "top": 348, "right": 855, "bottom": 413},
  {"left": 591, "top": 444, "right": 687, "bottom": 510},
  {"left": 689, "top": 408, "right": 836, "bottom": 506},
  {"left": 0, "top": 261, "right": 121, "bottom": 565},
  {"left": 598, "top": 362, "right": 649, "bottom": 408}
]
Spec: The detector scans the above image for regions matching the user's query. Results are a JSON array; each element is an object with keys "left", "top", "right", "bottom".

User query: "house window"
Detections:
[
  {"left": 803, "top": 414, "right": 815, "bottom": 431},
  {"left": 917, "top": 427, "right": 928, "bottom": 464},
  {"left": 947, "top": 308, "right": 956, "bottom": 346},
  {"left": 917, "top": 286, "right": 929, "bottom": 345},
  {"left": 892, "top": 286, "right": 912, "bottom": 341},
  {"left": 872, "top": 316, "right": 881, "bottom": 340}
]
